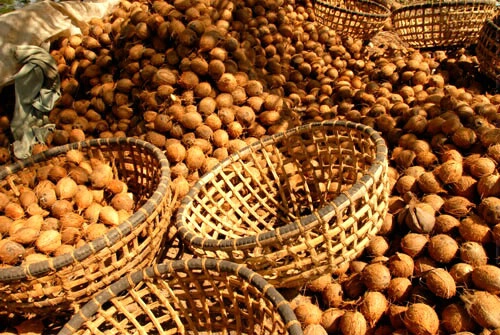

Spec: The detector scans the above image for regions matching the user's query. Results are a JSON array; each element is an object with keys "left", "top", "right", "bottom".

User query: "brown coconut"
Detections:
[{"left": 403, "top": 303, "right": 439, "bottom": 335}]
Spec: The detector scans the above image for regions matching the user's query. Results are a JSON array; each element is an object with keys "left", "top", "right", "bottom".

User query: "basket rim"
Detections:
[
  {"left": 313, "top": 0, "right": 391, "bottom": 18},
  {"left": 0, "top": 137, "right": 170, "bottom": 282},
  {"left": 392, "top": 0, "right": 497, "bottom": 14},
  {"left": 57, "top": 258, "right": 304, "bottom": 335},
  {"left": 175, "top": 120, "right": 388, "bottom": 252}
]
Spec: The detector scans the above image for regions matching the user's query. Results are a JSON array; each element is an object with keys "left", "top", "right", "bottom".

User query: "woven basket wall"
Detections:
[
  {"left": 391, "top": 0, "right": 497, "bottom": 49},
  {"left": 476, "top": 13, "right": 500, "bottom": 81},
  {"left": 57, "top": 258, "right": 304, "bottom": 335},
  {"left": 176, "top": 120, "right": 389, "bottom": 288},
  {"left": 0, "top": 137, "right": 171, "bottom": 315},
  {"left": 313, "top": 0, "right": 391, "bottom": 40}
]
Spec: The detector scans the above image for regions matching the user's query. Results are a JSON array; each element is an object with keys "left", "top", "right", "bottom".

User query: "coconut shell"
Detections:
[
  {"left": 477, "top": 174, "right": 500, "bottom": 198},
  {"left": 360, "top": 291, "right": 388, "bottom": 327},
  {"left": 461, "top": 290, "right": 500, "bottom": 329},
  {"left": 303, "top": 324, "right": 328, "bottom": 335},
  {"left": 320, "top": 308, "right": 344, "bottom": 333},
  {"left": 403, "top": 303, "right": 439, "bottom": 335},
  {"left": 459, "top": 214, "right": 492, "bottom": 243},
  {"left": 425, "top": 268, "right": 456, "bottom": 299},
  {"left": 389, "top": 252, "right": 414, "bottom": 278},
  {"left": 471, "top": 265, "right": 500, "bottom": 294},
  {"left": 339, "top": 311, "right": 367, "bottom": 335},
  {"left": 434, "top": 214, "right": 460, "bottom": 234},
  {"left": 400, "top": 233, "right": 428, "bottom": 258},
  {"left": 441, "top": 302, "right": 476, "bottom": 333},
  {"left": 442, "top": 196, "right": 475, "bottom": 218},
  {"left": 387, "top": 277, "right": 412, "bottom": 303},
  {"left": 427, "top": 234, "right": 458, "bottom": 264},
  {"left": 436, "top": 160, "right": 463, "bottom": 184},
  {"left": 0, "top": 239, "right": 25, "bottom": 265},
  {"left": 306, "top": 274, "right": 332, "bottom": 293},
  {"left": 361, "top": 263, "right": 391, "bottom": 291},
  {"left": 477, "top": 197, "right": 500, "bottom": 225},
  {"left": 322, "top": 282, "right": 343, "bottom": 308},
  {"left": 450, "top": 262, "right": 474, "bottom": 286},
  {"left": 460, "top": 241, "right": 488, "bottom": 267},
  {"left": 294, "top": 301, "right": 323, "bottom": 326}
]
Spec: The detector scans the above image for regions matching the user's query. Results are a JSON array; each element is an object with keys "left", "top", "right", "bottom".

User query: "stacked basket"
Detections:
[
  {"left": 0, "top": 137, "right": 172, "bottom": 315},
  {"left": 476, "top": 13, "right": 500, "bottom": 81},
  {"left": 391, "top": 0, "right": 497, "bottom": 49},
  {"left": 57, "top": 258, "right": 303, "bottom": 335},
  {"left": 176, "top": 120, "right": 390, "bottom": 288},
  {"left": 313, "top": 0, "right": 391, "bottom": 40}
]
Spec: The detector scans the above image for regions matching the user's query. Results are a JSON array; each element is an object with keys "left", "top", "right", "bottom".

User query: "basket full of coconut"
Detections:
[
  {"left": 0, "top": 137, "right": 171, "bottom": 315},
  {"left": 312, "top": 0, "right": 391, "bottom": 40},
  {"left": 476, "top": 13, "right": 500, "bottom": 81},
  {"left": 176, "top": 120, "right": 389, "bottom": 288},
  {"left": 391, "top": 0, "right": 497, "bottom": 49},
  {"left": 57, "top": 258, "right": 304, "bottom": 335}
]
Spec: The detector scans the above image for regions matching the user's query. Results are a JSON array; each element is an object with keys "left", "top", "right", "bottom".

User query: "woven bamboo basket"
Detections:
[
  {"left": 476, "top": 14, "right": 500, "bottom": 81},
  {"left": 391, "top": 0, "right": 497, "bottom": 49},
  {"left": 313, "top": 0, "right": 391, "bottom": 40},
  {"left": 176, "top": 120, "right": 389, "bottom": 288},
  {"left": 0, "top": 137, "right": 171, "bottom": 315},
  {"left": 57, "top": 258, "right": 304, "bottom": 335}
]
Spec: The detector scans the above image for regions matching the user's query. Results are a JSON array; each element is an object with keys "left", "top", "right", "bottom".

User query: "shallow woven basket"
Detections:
[
  {"left": 0, "top": 137, "right": 171, "bottom": 315},
  {"left": 176, "top": 120, "right": 389, "bottom": 288},
  {"left": 391, "top": 0, "right": 497, "bottom": 49},
  {"left": 476, "top": 14, "right": 500, "bottom": 81},
  {"left": 313, "top": 0, "right": 391, "bottom": 40},
  {"left": 57, "top": 258, "right": 303, "bottom": 335}
]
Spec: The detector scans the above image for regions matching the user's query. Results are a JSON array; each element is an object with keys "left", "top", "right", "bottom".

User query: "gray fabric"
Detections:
[{"left": 11, "top": 45, "right": 59, "bottom": 160}]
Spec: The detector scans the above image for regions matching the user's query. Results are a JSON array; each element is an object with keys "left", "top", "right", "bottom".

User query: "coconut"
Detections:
[
  {"left": 417, "top": 171, "right": 445, "bottom": 194},
  {"left": 436, "top": 160, "right": 463, "bottom": 184},
  {"left": 468, "top": 157, "right": 496, "bottom": 178},
  {"left": 427, "top": 234, "right": 458, "bottom": 264},
  {"left": 388, "top": 304, "right": 408, "bottom": 329},
  {"left": 4, "top": 202, "right": 24, "bottom": 220},
  {"left": 388, "top": 252, "right": 414, "bottom": 278},
  {"left": 294, "top": 301, "right": 323, "bottom": 326},
  {"left": 459, "top": 214, "right": 492, "bottom": 243},
  {"left": 477, "top": 197, "right": 500, "bottom": 225},
  {"left": 322, "top": 282, "right": 343, "bottom": 308},
  {"left": 450, "top": 175, "right": 478, "bottom": 199},
  {"left": 0, "top": 239, "right": 25, "bottom": 265},
  {"left": 460, "top": 290, "right": 500, "bottom": 329},
  {"left": 36, "top": 230, "right": 62, "bottom": 254},
  {"left": 425, "top": 268, "right": 456, "bottom": 299},
  {"left": 434, "top": 214, "right": 460, "bottom": 234},
  {"left": 360, "top": 291, "right": 388, "bottom": 327},
  {"left": 306, "top": 274, "right": 332, "bottom": 293},
  {"left": 85, "top": 223, "right": 108, "bottom": 241},
  {"left": 477, "top": 174, "right": 500, "bottom": 198},
  {"left": 414, "top": 256, "right": 438, "bottom": 277},
  {"left": 400, "top": 233, "right": 428, "bottom": 258},
  {"left": 471, "top": 265, "right": 500, "bottom": 294},
  {"left": 450, "top": 262, "right": 474, "bottom": 286},
  {"left": 441, "top": 302, "right": 476, "bottom": 333},
  {"left": 55, "top": 176, "right": 78, "bottom": 200},
  {"left": 460, "top": 241, "right": 488, "bottom": 267},
  {"left": 442, "top": 196, "right": 475, "bottom": 218},
  {"left": 401, "top": 202, "right": 436, "bottom": 234},
  {"left": 339, "top": 311, "right": 367, "bottom": 335},
  {"left": 303, "top": 324, "right": 328, "bottom": 335},
  {"left": 361, "top": 263, "right": 391, "bottom": 291},
  {"left": 421, "top": 194, "right": 444, "bottom": 212},
  {"left": 395, "top": 175, "right": 418, "bottom": 195},
  {"left": 320, "top": 308, "right": 345, "bottom": 333},
  {"left": 387, "top": 277, "right": 412, "bottom": 303},
  {"left": 403, "top": 303, "right": 439, "bottom": 335}
]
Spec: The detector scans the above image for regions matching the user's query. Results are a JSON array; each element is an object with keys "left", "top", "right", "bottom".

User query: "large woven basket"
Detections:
[
  {"left": 0, "top": 137, "right": 171, "bottom": 315},
  {"left": 57, "top": 258, "right": 303, "bottom": 335},
  {"left": 391, "top": 0, "right": 497, "bottom": 49},
  {"left": 176, "top": 120, "right": 389, "bottom": 288},
  {"left": 313, "top": 0, "right": 391, "bottom": 40},
  {"left": 476, "top": 13, "right": 500, "bottom": 81}
]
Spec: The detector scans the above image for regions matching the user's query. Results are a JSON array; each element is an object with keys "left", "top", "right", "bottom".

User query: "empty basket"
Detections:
[
  {"left": 313, "top": 0, "right": 391, "bottom": 40},
  {"left": 476, "top": 13, "right": 499, "bottom": 81},
  {"left": 391, "top": 0, "right": 497, "bottom": 49},
  {"left": 0, "top": 137, "right": 171, "bottom": 315},
  {"left": 176, "top": 120, "right": 389, "bottom": 288},
  {"left": 58, "top": 258, "right": 303, "bottom": 335}
]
